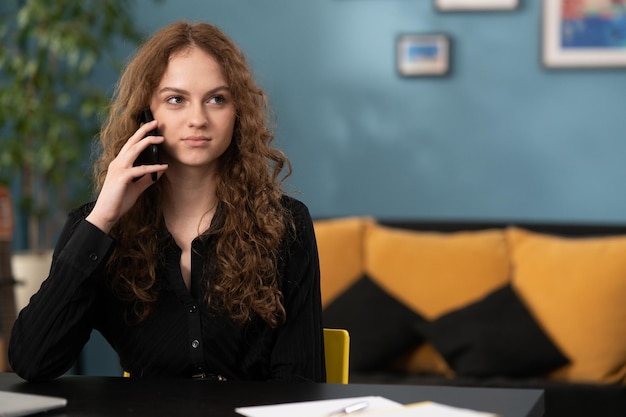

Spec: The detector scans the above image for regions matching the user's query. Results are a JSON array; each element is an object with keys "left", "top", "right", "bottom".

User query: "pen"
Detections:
[{"left": 327, "top": 400, "right": 370, "bottom": 416}]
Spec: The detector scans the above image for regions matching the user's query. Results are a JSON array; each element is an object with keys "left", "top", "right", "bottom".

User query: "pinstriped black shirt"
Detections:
[{"left": 9, "top": 196, "right": 326, "bottom": 382}]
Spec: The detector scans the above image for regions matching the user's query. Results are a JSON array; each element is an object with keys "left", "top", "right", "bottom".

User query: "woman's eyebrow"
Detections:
[
  {"left": 157, "top": 85, "right": 230, "bottom": 96},
  {"left": 158, "top": 86, "right": 188, "bottom": 95}
]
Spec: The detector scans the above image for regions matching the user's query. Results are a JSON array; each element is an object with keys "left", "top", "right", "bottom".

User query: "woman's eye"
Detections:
[
  {"left": 209, "top": 95, "right": 226, "bottom": 105},
  {"left": 167, "top": 96, "right": 184, "bottom": 105}
]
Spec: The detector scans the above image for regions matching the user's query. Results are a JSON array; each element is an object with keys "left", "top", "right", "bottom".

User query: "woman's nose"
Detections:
[{"left": 187, "top": 104, "right": 208, "bottom": 128}]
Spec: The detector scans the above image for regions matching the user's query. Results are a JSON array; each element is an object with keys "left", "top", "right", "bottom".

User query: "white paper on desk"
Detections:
[
  {"left": 0, "top": 391, "right": 67, "bottom": 417},
  {"left": 235, "top": 395, "right": 403, "bottom": 417},
  {"left": 359, "top": 401, "right": 499, "bottom": 417}
]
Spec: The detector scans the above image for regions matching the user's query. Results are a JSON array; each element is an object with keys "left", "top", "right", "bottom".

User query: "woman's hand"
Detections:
[{"left": 85, "top": 120, "right": 168, "bottom": 234}]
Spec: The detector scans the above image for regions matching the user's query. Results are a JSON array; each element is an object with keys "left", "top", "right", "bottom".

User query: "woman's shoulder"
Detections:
[
  {"left": 279, "top": 195, "right": 316, "bottom": 244},
  {"left": 280, "top": 194, "right": 307, "bottom": 211},
  {"left": 280, "top": 195, "right": 312, "bottom": 223}
]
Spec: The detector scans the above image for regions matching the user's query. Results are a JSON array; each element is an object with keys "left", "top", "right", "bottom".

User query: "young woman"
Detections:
[{"left": 9, "top": 21, "right": 325, "bottom": 382}]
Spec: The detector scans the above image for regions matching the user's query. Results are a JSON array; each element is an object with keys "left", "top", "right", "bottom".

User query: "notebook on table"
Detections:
[{"left": 0, "top": 390, "right": 67, "bottom": 417}]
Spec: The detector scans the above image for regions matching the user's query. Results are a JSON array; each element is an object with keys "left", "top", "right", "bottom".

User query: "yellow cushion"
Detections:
[
  {"left": 507, "top": 227, "right": 626, "bottom": 384},
  {"left": 364, "top": 223, "right": 510, "bottom": 319},
  {"left": 393, "top": 343, "right": 455, "bottom": 377},
  {"left": 314, "top": 217, "right": 373, "bottom": 307},
  {"left": 363, "top": 223, "right": 510, "bottom": 375}
]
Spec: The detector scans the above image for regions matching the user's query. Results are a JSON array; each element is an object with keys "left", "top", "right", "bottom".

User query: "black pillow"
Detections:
[
  {"left": 323, "top": 274, "right": 425, "bottom": 372},
  {"left": 415, "top": 284, "right": 569, "bottom": 378}
]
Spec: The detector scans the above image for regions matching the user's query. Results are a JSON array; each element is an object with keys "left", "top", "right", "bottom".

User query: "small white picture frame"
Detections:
[
  {"left": 396, "top": 34, "right": 451, "bottom": 77},
  {"left": 435, "top": 0, "right": 519, "bottom": 11}
]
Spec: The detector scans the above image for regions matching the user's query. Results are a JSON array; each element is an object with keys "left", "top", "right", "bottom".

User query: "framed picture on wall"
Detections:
[
  {"left": 396, "top": 34, "right": 451, "bottom": 77},
  {"left": 435, "top": 0, "right": 519, "bottom": 11},
  {"left": 543, "top": 0, "right": 626, "bottom": 68}
]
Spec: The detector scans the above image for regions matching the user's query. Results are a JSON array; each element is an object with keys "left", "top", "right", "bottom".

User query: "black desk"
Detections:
[{"left": 0, "top": 373, "right": 543, "bottom": 417}]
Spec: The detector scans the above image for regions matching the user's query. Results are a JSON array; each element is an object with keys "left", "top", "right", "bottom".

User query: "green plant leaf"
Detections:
[{"left": 1, "top": 0, "right": 155, "bottom": 250}]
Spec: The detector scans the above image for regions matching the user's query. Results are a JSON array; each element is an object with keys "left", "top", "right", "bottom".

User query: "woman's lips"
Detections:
[{"left": 182, "top": 136, "right": 211, "bottom": 146}]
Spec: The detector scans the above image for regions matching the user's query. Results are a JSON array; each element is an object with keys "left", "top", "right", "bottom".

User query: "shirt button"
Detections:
[
  {"left": 188, "top": 305, "right": 197, "bottom": 314},
  {"left": 89, "top": 253, "right": 98, "bottom": 261},
  {"left": 191, "top": 339, "right": 200, "bottom": 349}
]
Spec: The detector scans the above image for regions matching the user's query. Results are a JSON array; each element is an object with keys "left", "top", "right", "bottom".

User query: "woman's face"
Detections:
[{"left": 150, "top": 46, "right": 236, "bottom": 172}]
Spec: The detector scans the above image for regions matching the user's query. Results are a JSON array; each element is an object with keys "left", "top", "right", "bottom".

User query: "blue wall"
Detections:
[
  {"left": 83, "top": 0, "right": 626, "bottom": 374},
  {"left": 124, "top": 0, "right": 626, "bottom": 223}
]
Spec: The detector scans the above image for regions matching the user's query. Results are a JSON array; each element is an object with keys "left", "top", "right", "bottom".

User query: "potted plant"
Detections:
[{"left": 0, "top": 0, "right": 150, "bottom": 310}]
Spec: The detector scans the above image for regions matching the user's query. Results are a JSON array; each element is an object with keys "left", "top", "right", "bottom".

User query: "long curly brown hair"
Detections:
[{"left": 95, "top": 21, "right": 292, "bottom": 328}]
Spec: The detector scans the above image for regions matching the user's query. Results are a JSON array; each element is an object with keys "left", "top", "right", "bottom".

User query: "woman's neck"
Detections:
[{"left": 161, "top": 167, "right": 219, "bottom": 235}]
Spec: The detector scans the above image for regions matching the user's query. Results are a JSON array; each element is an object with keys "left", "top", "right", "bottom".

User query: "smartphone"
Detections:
[{"left": 133, "top": 108, "right": 160, "bottom": 182}]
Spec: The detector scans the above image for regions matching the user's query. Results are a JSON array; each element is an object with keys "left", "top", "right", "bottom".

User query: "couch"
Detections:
[{"left": 314, "top": 217, "right": 626, "bottom": 417}]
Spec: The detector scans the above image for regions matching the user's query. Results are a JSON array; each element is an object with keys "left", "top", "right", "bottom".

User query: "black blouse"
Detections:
[{"left": 9, "top": 196, "right": 326, "bottom": 382}]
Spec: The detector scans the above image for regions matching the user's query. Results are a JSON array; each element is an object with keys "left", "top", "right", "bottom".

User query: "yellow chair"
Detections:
[
  {"left": 323, "top": 328, "right": 350, "bottom": 384},
  {"left": 124, "top": 328, "right": 351, "bottom": 384}
]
